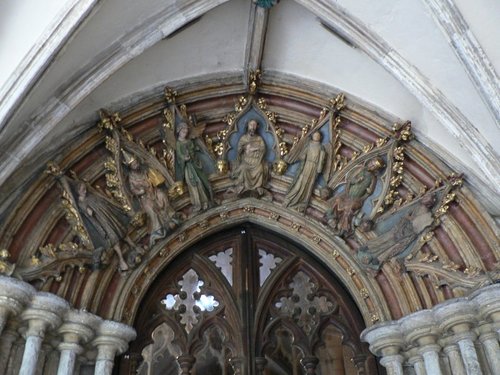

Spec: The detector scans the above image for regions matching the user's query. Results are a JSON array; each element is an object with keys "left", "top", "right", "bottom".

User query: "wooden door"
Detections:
[{"left": 123, "top": 225, "right": 380, "bottom": 375}]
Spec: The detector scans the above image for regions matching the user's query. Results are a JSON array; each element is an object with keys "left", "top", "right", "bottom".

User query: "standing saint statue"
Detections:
[
  {"left": 283, "top": 131, "right": 326, "bottom": 212},
  {"left": 75, "top": 182, "right": 131, "bottom": 271},
  {"left": 124, "top": 150, "right": 180, "bottom": 247},
  {"left": 175, "top": 123, "right": 214, "bottom": 213},
  {"left": 325, "top": 158, "right": 384, "bottom": 236},
  {"left": 231, "top": 119, "right": 270, "bottom": 198}
]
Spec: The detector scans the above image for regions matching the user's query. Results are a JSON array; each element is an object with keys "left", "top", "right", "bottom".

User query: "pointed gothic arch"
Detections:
[{"left": 123, "top": 223, "right": 381, "bottom": 374}]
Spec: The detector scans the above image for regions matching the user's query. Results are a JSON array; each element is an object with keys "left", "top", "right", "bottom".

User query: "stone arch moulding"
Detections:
[
  {"left": 0, "top": 73, "right": 498, "bottom": 334},
  {"left": 115, "top": 205, "right": 390, "bottom": 326}
]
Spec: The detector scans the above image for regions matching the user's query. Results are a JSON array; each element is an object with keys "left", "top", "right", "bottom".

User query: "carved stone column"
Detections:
[
  {"left": 229, "top": 357, "right": 244, "bottom": 375},
  {"left": 57, "top": 310, "right": 100, "bottom": 375},
  {"left": 352, "top": 353, "right": 367, "bottom": 375},
  {"left": 407, "top": 348, "right": 425, "bottom": 375},
  {"left": 7, "top": 338, "right": 25, "bottom": 375},
  {"left": 19, "top": 293, "right": 69, "bottom": 375},
  {"left": 177, "top": 354, "right": 195, "bottom": 375},
  {"left": 255, "top": 356, "right": 267, "bottom": 375},
  {"left": 0, "top": 276, "right": 35, "bottom": 334},
  {"left": 361, "top": 322, "right": 404, "bottom": 375},
  {"left": 435, "top": 299, "right": 482, "bottom": 375},
  {"left": 43, "top": 348, "right": 61, "bottom": 375},
  {"left": 471, "top": 284, "right": 500, "bottom": 337},
  {"left": 477, "top": 325, "right": 500, "bottom": 374},
  {"left": 0, "top": 321, "right": 20, "bottom": 374},
  {"left": 92, "top": 320, "right": 136, "bottom": 375},
  {"left": 300, "top": 356, "right": 319, "bottom": 375},
  {"left": 400, "top": 310, "right": 442, "bottom": 375},
  {"left": 379, "top": 355, "right": 404, "bottom": 375},
  {"left": 442, "top": 343, "right": 466, "bottom": 375}
]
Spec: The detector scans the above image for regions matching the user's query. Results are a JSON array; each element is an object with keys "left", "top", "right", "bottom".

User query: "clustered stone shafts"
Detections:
[
  {"left": 361, "top": 284, "right": 500, "bottom": 375},
  {"left": 0, "top": 275, "right": 136, "bottom": 375}
]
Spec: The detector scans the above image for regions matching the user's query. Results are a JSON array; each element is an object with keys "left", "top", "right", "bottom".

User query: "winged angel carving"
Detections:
[
  {"left": 161, "top": 107, "right": 215, "bottom": 213},
  {"left": 47, "top": 163, "right": 141, "bottom": 271},
  {"left": 283, "top": 131, "right": 329, "bottom": 213},
  {"left": 100, "top": 110, "right": 182, "bottom": 249}
]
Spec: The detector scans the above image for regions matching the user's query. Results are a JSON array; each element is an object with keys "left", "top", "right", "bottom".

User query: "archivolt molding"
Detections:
[
  {"left": 0, "top": 0, "right": 100, "bottom": 128},
  {"left": 0, "top": 77, "right": 498, "bottom": 332},
  {"left": 421, "top": 0, "right": 500, "bottom": 124},
  {"left": 113, "top": 199, "right": 391, "bottom": 327},
  {"left": 0, "top": 0, "right": 231, "bottom": 189},
  {"left": 294, "top": 0, "right": 500, "bottom": 192}
]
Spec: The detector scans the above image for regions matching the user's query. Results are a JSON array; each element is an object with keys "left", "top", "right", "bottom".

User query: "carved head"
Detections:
[
  {"left": 247, "top": 119, "right": 258, "bottom": 135},
  {"left": 367, "top": 157, "right": 384, "bottom": 171},
  {"left": 77, "top": 182, "right": 87, "bottom": 199},
  {"left": 177, "top": 122, "right": 189, "bottom": 139},
  {"left": 312, "top": 131, "right": 322, "bottom": 142},
  {"left": 122, "top": 149, "right": 137, "bottom": 166},
  {"left": 421, "top": 194, "right": 436, "bottom": 208}
]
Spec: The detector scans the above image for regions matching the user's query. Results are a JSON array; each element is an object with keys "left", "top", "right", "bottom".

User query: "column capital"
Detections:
[
  {"left": 21, "top": 292, "right": 69, "bottom": 335},
  {"left": 442, "top": 343, "right": 460, "bottom": 355},
  {"left": 418, "top": 343, "right": 441, "bottom": 356},
  {"left": 0, "top": 276, "right": 35, "bottom": 317},
  {"left": 379, "top": 354, "right": 404, "bottom": 367},
  {"left": 470, "top": 284, "right": 500, "bottom": 323},
  {"left": 58, "top": 341, "right": 84, "bottom": 355},
  {"left": 59, "top": 309, "right": 102, "bottom": 345},
  {"left": 452, "top": 330, "right": 477, "bottom": 343},
  {"left": 177, "top": 354, "right": 195, "bottom": 375},
  {"left": 361, "top": 321, "right": 404, "bottom": 356},
  {"left": 478, "top": 329, "right": 497, "bottom": 343},
  {"left": 400, "top": 309, "right": 439, "bottom": 346},
  {"left": 433, "top": 298, "right": 476, "bottom": 333},
  {"left": 93, "top": 320, "right": 136, "bottom": 357}
]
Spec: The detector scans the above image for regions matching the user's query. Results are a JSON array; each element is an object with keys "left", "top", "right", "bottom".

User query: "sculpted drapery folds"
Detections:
[
  {"left": 175, "top": 123, "right": 214, "bottom": 213},
  {"left": 325, "top": 158, "right": 384, "bottom": 236},
  {"left": 123, "top": 150, "right": 180, "bottom": 247},
  {"left": 232, "top": 119, "right": 269, "bottom": 198},
  {"left": 283, "top": 132, "right": 326, "bottom": 213},
  {"left": 74, "top": 181, "right": 131, "bottom": 271},
  {"left": 357, "top": 194, "right": 436, "bottom": 271}
]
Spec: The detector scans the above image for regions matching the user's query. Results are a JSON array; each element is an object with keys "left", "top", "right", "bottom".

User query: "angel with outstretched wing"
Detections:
[
  {"left": 283, "top": 131, "right": 330, "bottom": 213},
  {"left": 173, "top": 121, "right": 215, "bottom": 212}
]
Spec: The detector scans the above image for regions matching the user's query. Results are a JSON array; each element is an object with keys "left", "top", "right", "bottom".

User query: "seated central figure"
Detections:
[{"left": 232, "top": 119, "right": 269, "bottom": 198}]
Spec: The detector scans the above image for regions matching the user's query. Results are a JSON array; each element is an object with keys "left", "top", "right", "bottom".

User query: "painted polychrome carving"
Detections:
[{"left": 3, "top": 70, "right": 498, "bottom": 305}]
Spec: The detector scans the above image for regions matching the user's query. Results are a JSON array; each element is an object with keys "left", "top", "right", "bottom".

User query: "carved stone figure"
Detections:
[
  {"left": 124, "top": 151, "right": 180, "bottom": 247},
  {"left": 75, "top": 182, "right": 130, "bottom": 271},
  {"left": 283, "top": 131, "right": 326, "bottom": 212},
  {"left": 325, "top": 158, "right": 384, "bottom": 236},
  {"left": 231, "top": 119, "right": 269, "bottom": 198},
  {"left": 356, "top": 194, "right": 436, "bottom": 271},
  {"left": 175, "top": 123, "right": 214, "bottom": 212}
]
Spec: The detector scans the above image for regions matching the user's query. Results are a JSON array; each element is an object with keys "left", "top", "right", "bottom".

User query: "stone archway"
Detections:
[{"left": 121, "top": 224, "right": 382, "bottom": 375}]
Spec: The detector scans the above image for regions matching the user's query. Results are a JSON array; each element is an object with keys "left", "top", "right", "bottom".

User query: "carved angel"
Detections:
[
  {"left": 283, "top": 131, "right": 329, "bottom": 212},
  {"left": 122, "top": 150, "right": 181, "bottom": 247},
  {"left": 100, "top": 113, "right": 181, "bottom": 248},
  {"left": 356, "top": 194, "right": 437, "bottom": 271},
  {"left": 176, "top": 123, "right": 215, "bottom": 212},
  {"left": 56, "top": 172, "right": 138, "bottom": 272},
  {"left": 325, "top": 158, "right": 384, "bottom": 237},
  {"left": 163, "top": 118, "right": 215, "bottom": 213},
  {"left": 74, "top": 182, "right": 131, "bottom": 270}
]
